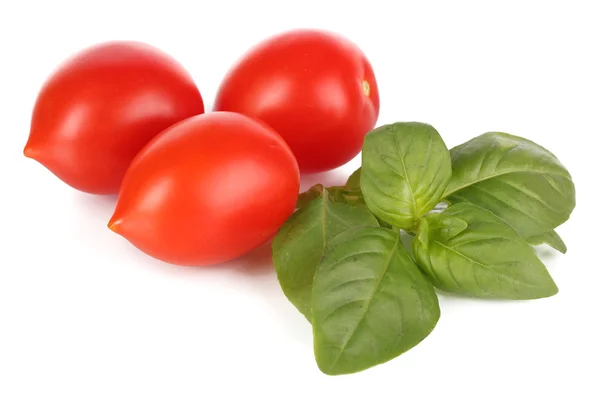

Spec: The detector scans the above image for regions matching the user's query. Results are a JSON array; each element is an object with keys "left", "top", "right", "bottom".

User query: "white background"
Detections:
[{"left": 1, "top": 1, "right": 599, "bottom": 399}]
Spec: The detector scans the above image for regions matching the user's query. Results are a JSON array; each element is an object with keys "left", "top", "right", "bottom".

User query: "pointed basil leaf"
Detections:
[
  {"left": 361, "top": 122, "right": 452, "bottom": 230},
  {"left": 527, "top": 230, "right": 567, "bottom": 254},
  {"left": 272, "top": 190, "right": 379, "bottom": 320},
  {"left": 413, "top": 203, "right": 559, "bottom": 300},
  {"left": 312, "top": 226, "right": 440, "bottom": 375},
  {"left": 444, "top": 132, "right": 576, "bottom": 238},
  {"left": 345, "top": 167, "right": 362, "bottom": 189},
  {"left": 295, "top": 184, "right": 324, "bottom": 209},
  {"left": 323, "top": 167, "right": 364, "bottom": 208}
]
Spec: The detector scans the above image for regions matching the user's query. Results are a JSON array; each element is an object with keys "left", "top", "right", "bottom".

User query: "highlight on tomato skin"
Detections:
[
  {"left": 23, "top": 41, "right": 205, "bottom": 195},
  {"left": 213, "top": 29, "right": 380, "bottom": 173},
  {"left": 108, "top": 111, "right": 300, "bottom": 267}
]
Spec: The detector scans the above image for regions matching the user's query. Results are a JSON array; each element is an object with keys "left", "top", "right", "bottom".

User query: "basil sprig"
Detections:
[{"left": 273, "top": 122, "right": 575, "bottom": 375}]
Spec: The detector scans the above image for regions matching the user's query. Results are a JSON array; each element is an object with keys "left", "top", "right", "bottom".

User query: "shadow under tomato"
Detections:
[
  {"left": 67, "top": 180, "right": 315, "bottom": 348},
  {"left": 229, "top": 239, "right": 275, "bottom": 275},
  {"left": 228, "top": 239, "right": 314, "bottom": 347},
  {"left": 72, "top": 192, "right": 118, "bottom": 218},
  {"left": 299, "top": 169, "right": 349, "bottom": 192},
  {"left": 106, "top": 230, "right": 275, "bottom": 279}
]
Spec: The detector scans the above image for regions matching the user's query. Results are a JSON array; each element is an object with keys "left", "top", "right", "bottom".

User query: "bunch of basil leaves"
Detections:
[{"left": 272, "top": 122, "right": 576, "bottom": 376}]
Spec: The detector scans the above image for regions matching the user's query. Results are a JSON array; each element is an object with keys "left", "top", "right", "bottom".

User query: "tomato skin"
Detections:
[
  {"left": 24, "top": 41, "right": 204, "bottom": 194},
  {"left": 213, "top": 29, "right": 380, "bottom": 173},
  {"left": 108, "top": 111, "right": 300, "bottom": 266}
]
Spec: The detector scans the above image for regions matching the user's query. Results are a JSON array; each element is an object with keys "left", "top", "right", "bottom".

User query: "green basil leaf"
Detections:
[
  {"left": 345, "top": 167, "right": 362, "bottom": 189},
  {"left": 295, "top": 184, "right": 324, "bottom": 209},
  {"left": 416, "top": 214, "right": 466, "bottom": 251},
  {"left": 328, "top": 179, "right": 394, "bottom": 230},
  {"left": 312, "top": 226, "right": 440, "bottom": 375},
  {"left": 327, "top": 186, "right": 366, "bottom": 208},
  {"left": 527, "top": 230, "right": 567, "bottom": 254},
  {"left": 413, "top": 203, "right": 559, "bottom": 300},
  {"left": 272, "top": 190, "right": 379, "bottom": 320},
  {"left": 417, "top": 212, "right": 468, "bottom": 247},
  {"left": 444, "top": 132, "right": 576, "bottom": 238},
  {"left": 361, "top": 122, "right": 452, "bottom": 230}
]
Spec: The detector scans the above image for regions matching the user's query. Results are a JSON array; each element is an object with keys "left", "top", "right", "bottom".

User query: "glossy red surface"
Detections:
[
  {"left": 214, "top": 29, "right": 380, "bottom": 172},
  {"left": 109, "top": 112, "right": 300, "bottom": 266},
  {"left": 24, "top": 41, "right": 205, "bottom": 194}
]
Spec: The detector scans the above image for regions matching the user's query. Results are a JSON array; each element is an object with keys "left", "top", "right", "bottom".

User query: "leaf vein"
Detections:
[
  {"left": 394, "top": 131, "right": 418, "bottom": 219},
  {"left": 328, "top": 233, "right": 401, "bottom": 369},
  {"left": 444, "top": 170, "right": 570, "bottom": 198},
  {"left": 434, "top": 241, "right": 539, "bottom": 288}
]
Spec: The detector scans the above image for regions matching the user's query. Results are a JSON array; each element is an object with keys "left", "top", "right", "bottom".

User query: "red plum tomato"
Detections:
[
  {"left": 24, "top": 41, "right": 205, "bottom": 194},
  {"left": 108, "top": 111, "right": 300, "bottom": 266},
  {"left": 213, "top": 29, "right": 380, "bottom": 173}
]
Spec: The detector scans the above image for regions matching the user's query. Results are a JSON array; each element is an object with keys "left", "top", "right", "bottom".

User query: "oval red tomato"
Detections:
[
  {"left": 108, "top": 111, "right": 300, "bottom": 266},
  {"left": 213, "top": 29, "right": 380, "bottom": 173},
  {"left": 23, "top": 41, "right": 205, "bottom": 194}
]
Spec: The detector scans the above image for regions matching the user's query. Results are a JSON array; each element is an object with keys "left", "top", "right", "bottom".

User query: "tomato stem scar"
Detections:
[{"left": 362, "top": 80, "right": 370, "bottom": 97}]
